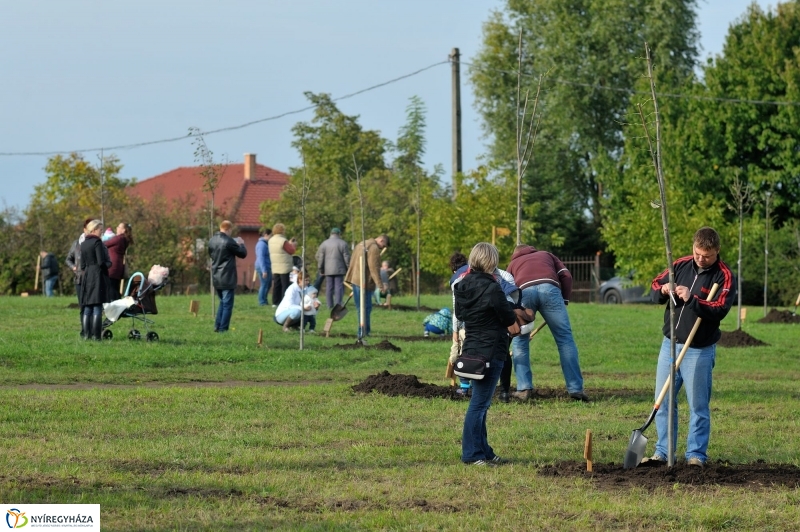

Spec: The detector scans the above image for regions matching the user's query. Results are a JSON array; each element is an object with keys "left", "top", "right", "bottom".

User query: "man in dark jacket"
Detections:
[
  {"left": 39, "top": 251, "right": 59, "bottom": 297},
  {"left": 209, "top": 220, "right": 247, "bottom": 333},
  {"left": 644, "top": 226, "right": 735, "bottom": 467},
  {"left": 507, "top": 245, "right": 588, "bottom": 401},
  {"left": 315, "top": 227, "right": 351, "bottom": 309}
]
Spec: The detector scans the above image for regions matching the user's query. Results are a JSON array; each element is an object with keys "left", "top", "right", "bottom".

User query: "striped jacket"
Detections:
[{"left": 650, "top": 255, "right": 735, "bottom": 347}]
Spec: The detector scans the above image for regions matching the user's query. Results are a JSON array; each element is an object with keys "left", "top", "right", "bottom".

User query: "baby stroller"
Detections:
[{"left": 102, "top": 269, "right": 168, "bottom": 341}]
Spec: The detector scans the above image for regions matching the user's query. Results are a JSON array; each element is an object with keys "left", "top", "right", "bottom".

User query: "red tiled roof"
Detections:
[{"left": 130, "top": 160, "right": 289, "bottom": 229}]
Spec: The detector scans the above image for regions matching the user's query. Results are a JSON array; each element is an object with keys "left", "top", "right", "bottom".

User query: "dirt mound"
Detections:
[
  {"left": 717, "top": 329, "right": 768, "bottom": 347},
  {"left": 333, "top": 340, "right": 401, "bottom": 352},
  {"left": 539, "top": 460, "right": 800, "bottom": 490},
  {"left": 757, "top": 308, "right": 800, "bottom": 324},
  {"left": 66, "top": 303, "right": 81, "bottom": 309},
  {"left": 352, "top": 370, "right": 459, "bottom": 399},
  {"left": 326, "top": 333, "right": 449, "bottom": 342},
  {"left": 374, "top": 304, "right": 439, "bottom": 312}
]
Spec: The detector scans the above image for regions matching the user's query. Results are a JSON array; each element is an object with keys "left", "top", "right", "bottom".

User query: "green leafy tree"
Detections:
[
  {"left": 0, "top": 207, "right": 30, "bottom": 294},
  {"left": 22, "top": 153, "right": 132, "bottom": 294},
  {"left": 262, "top": 92, "right": 387, "bottom": 250},
  {"left": 470, "top": 0, "right": 699, "bottom": 254},
  {"left": 602, "top": 2, "right": 800, "bottom": 298}
]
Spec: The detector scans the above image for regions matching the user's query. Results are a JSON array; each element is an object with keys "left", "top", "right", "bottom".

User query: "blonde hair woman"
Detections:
[{"left": 453, "top": 242, "right": 516, "bottom": 465}]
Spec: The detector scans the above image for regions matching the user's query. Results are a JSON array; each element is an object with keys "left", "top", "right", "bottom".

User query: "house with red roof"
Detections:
[{"left": 130, "top": 153, "right": 289, "bottom": 290}]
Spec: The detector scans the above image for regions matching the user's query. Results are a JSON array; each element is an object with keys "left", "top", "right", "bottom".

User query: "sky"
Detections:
[{"left": 0, "top": 0, "right": 773, "bottom": 211}]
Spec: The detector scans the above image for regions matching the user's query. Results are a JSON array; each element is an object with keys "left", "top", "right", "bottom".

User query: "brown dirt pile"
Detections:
[
  {"left": 757, "top": 308, "right": 800, "bottom": 324},
  {"left": 352, "top": 370, "right": 459, "bottom": 399},
  {"left": 717, "top": 329, "right": 768, "bottom": 347}
]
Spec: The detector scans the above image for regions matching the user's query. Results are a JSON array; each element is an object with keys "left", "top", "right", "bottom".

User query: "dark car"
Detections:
[{"left": 598, "top": 276, "right": 653, "bottom": 304}]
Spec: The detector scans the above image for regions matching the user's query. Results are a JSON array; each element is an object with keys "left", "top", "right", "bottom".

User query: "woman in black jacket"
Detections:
[
  {"left": 454, "top": 242, "right": 517, "bottom": 466},
  {"left": 80, "top": 219, "right": 112, "bottom": 340}
]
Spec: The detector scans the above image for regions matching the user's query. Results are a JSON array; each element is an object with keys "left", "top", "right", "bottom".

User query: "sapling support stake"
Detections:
[{"left": 634, "top": 42, "right": 678, "bottom": 467}]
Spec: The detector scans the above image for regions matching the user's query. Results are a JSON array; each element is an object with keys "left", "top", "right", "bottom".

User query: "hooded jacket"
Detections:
[
  {"left": 650, "top": 254, "right": 735, "bottom": 347},
  {"left": 507, "top": 245, "right": 573, "bottom": 302},
  {"left": 454, "top": 271, "right": 516, "bottom": 362}
]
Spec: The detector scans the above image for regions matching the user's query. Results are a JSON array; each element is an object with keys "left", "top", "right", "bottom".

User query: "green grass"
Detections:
[{"left": 1, "top": 294, "right": 799, "bottom": 531}]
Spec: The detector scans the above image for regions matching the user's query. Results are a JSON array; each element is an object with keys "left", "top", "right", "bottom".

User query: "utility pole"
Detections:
[
  {"left": 763, "top": 190, "right": 772, "bottom": 317},
  {"left": 99, "top": 148, "right": 105, "bottom": 228},
  {"left": 450, "top": 47, "right": 462, "bottom": 200}
]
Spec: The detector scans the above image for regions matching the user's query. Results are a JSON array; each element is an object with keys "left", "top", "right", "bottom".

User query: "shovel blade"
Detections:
[
  {"left": 623, "top": 429, "right": 648, "bottom": 469},
  {"left": 330, "top": 305, "right": 348, "bottom": 321}
]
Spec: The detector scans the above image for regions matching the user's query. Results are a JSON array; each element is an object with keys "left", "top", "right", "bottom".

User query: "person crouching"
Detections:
[{"left": 274, "top": 270, "right": 309, "bottom": 332}]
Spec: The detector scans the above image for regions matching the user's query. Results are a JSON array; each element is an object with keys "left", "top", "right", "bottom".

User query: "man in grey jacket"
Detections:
[
  {"left": 315, "top": 228, "right": 351, "bottom": 309},
  {"left": 209, "top": 220, "right": 247, "bottom": 332}
]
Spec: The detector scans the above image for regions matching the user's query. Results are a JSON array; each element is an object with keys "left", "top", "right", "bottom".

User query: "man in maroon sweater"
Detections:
[{"left": 506, "top": 245, "right": 588, "bottom": 401}]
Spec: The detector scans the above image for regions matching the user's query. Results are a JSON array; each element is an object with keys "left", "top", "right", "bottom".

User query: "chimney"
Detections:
[{"left": 244, "top": 153, "right": 256, "bottom": 180}]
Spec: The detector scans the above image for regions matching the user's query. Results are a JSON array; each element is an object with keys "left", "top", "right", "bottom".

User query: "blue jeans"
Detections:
[
  {"left": 82, "top": 304, "right": 102, "bottom": 317},
  {"left": 462, "top": 360, "right": 504, "bottom": 463},
  {"left": 45, "top": 276, "right": 57, "bottom": 297},
  {"left": 256, "top": 268, "right": 272, "bottom": 306},
  {"left": 214, "top": 289, "right": 235, "bottom": 332},
  {"left": 352, "top": 286, "right": 373, "bottom": 337},
  {"left": 653, "top": 337, "right": 716, "bottom": 463},
  {"left": 511, "top": 283, "right": 584, "bottom": 393}
]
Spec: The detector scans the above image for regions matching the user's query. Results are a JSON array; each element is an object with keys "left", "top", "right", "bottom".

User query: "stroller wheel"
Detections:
[
  {"left": 102, "top": 329, "right": 113, "bottom": 340},
  {"left": 146, "top": 332, "right": 159, "bottom": 342},
  {"left": 128, "top": 329, "right": 141, "bottom": 340}
]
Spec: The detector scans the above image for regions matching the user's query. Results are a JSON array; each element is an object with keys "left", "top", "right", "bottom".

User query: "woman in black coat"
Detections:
[
  {"left": 454, "top": 242, "right": 517, "bottom": 466},
  {"left": 80, "top": 219, "right": 112, "bottom": 340}
]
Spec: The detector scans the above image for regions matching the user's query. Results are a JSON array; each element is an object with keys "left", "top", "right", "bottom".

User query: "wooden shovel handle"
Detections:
[{"left": 653, "top": 283, "right": 719, "bottom": 408}]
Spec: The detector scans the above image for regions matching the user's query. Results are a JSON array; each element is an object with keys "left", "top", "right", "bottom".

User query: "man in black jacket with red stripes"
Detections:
[{"left": 645, "top": 226, "right": 735, "bottom": 468}]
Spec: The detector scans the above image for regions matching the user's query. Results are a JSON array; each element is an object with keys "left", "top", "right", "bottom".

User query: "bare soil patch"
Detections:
[
  {"left": 374, "top": 304, "right": 439, "bottom": 312},
  {"left": 717, "top": 329, "right": 768, "bottom": 347},
  {"left": 352, "top": 370, "right": 457, "bottom": 398},
  {"left": 757, "top": 308, "right": 800, "bottom": 324},
  {"left": 332, "top": 340, "right": 402, "bottom": 352},
  {"left": 540, "top": 460, "right": 800, "bottom": 491},
  {"left": 327, "top": 333, "right": 449, "bottom": 342},
  {"left": 351, "top": 371, "right": 645, "bottom": 402}
]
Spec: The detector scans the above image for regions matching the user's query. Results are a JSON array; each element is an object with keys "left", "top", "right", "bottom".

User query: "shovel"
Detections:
[
  {"left": 623, "top": 283, "right": 719, "bottom": 469},
  {"left": 330, "top": 292, "right": 353, "bottom": 321}
]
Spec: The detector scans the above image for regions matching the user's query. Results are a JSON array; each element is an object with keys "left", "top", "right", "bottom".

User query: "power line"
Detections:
[
  {"left": 3, "top": 56, "right": 798, "bottom": 158},
  {"left": 0, "top": 60, "right": 449, "bottom": 157}
]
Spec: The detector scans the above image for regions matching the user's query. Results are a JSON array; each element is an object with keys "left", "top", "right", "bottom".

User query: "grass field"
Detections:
[{"left": 1, "top": 293, "right": 799, "bottom": 531}]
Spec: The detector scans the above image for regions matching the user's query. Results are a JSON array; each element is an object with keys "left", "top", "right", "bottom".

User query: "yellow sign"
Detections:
[{"left": 495, "top": 227, "right": 511, "bottom": 237}]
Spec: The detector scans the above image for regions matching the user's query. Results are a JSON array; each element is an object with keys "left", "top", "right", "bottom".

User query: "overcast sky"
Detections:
[{"left": 0, "top": 0, "right": 773, "bottom": 211}]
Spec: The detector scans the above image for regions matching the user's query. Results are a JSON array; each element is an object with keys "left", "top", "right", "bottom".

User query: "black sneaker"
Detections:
[
  {"left": 569, "top": 391, "right": 590, "bottom": 402},
  {"left": 466, "top": 459, "right": 497, "bottom": 467},
  {"left": 498, "top": 391, "right": 510, "bottom": 403}
]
